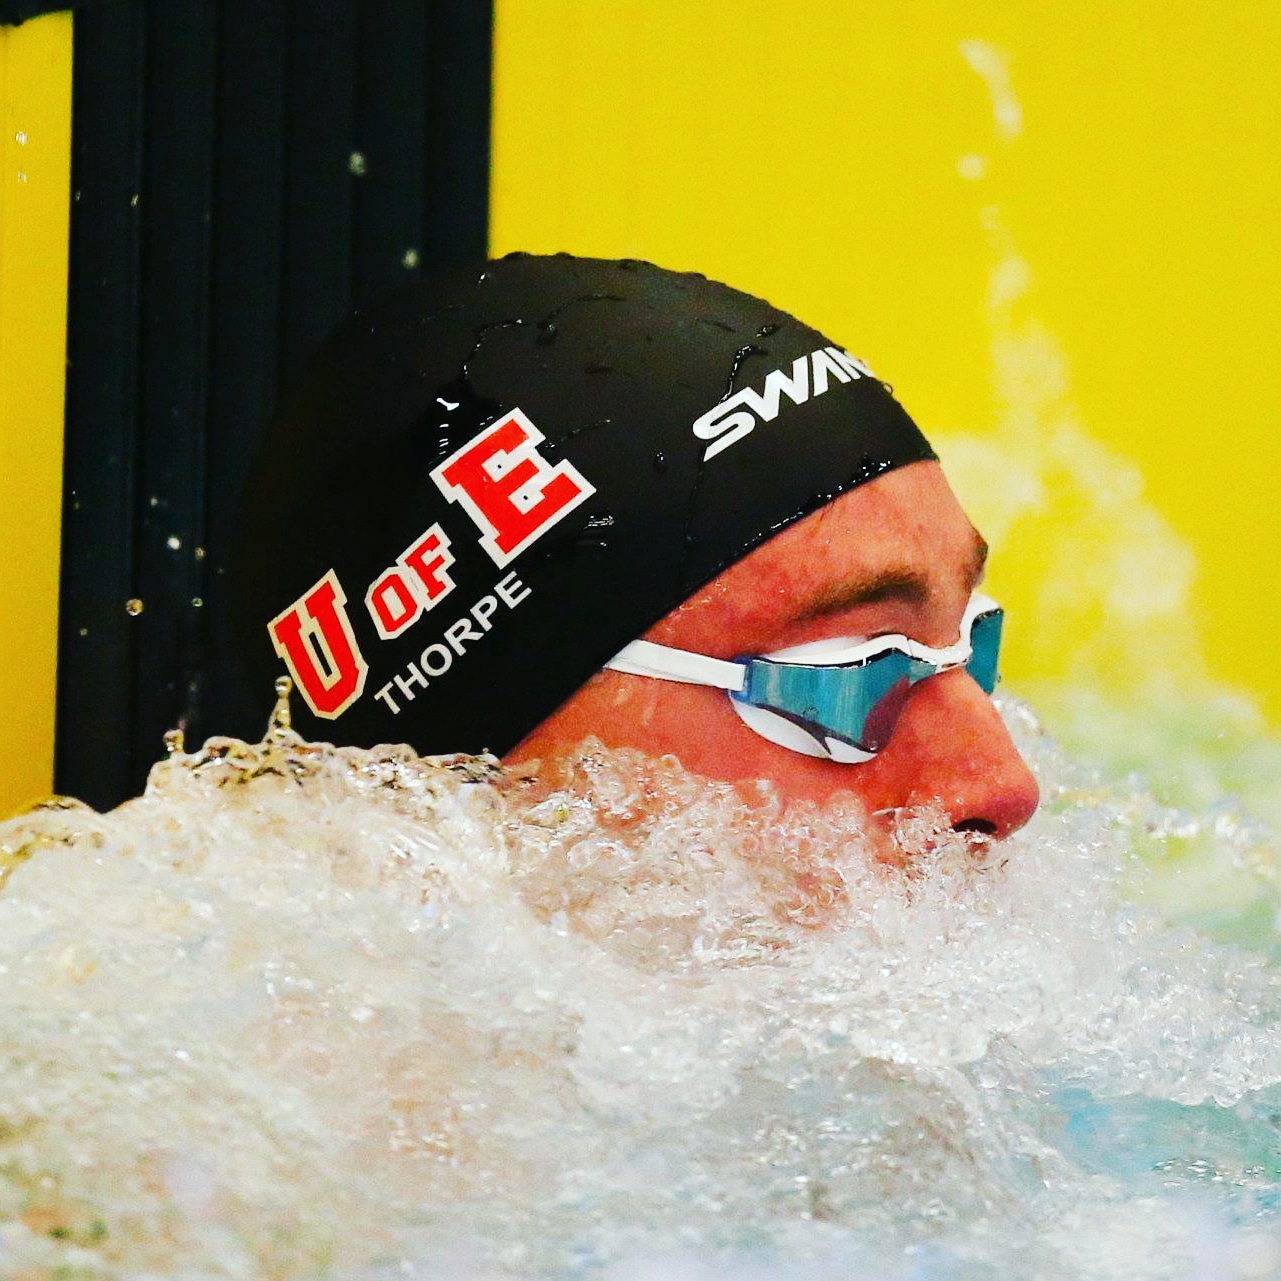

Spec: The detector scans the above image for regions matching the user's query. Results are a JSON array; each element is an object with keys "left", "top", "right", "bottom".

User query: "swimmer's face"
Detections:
[{"left": 506, "top": 460, "right": 1039, "bottom": 838}]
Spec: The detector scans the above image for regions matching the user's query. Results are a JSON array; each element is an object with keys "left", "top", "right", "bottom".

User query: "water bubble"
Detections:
[
  {"left": 1229, "top": 1232, "right": 1281, "bottom": 1277},
  {"left": 0, "top": 701, "right": 1279, "bottom": 1277},
  {"left": 16, "top": 172, "right": 27, "bottom": 184},
  {"left": 725, "top": 343, "right": 765, "bottom": 394},
  {"left": 14, "top": 131, "right": 27, "bottom": 146},
  {"left": 166, "top": 535, "right": 182, "bottom": 551},
  {"left": 193, "top": 546, "right": 206, "bottom": 560},
  {"left": 190, "top": 597, "right": 203, "bottom": 608},
  {"left": 124, "top": 598, "right": 144, "bottom": 616},
  {"left": 401, "top": 247, "right": 419, "bottom": 269},
  {"left": 958, "top": 153, "right": 988, "bottom": 181},
  {"left": 130, "top": 193, "right": 139, "bottom": 207},
  {"left": 348, "top": 151, "right": 367, "bottom": 176}
]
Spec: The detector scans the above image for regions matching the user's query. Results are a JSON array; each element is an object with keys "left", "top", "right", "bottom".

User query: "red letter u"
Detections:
[{"left": 268, "top": 570, "right": 368, "bottom": 718}]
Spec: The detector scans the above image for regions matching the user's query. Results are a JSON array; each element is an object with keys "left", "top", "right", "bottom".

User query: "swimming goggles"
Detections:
[{"left": 605, "top": 593, "right": 1002, "bottom": 763}]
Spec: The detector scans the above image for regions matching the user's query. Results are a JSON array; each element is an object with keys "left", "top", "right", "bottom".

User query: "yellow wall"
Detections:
[
  {"left": 491, "top": 2, "right": 1281, "bottom": 748},
  {"left": 0, "top": 12, "right": 71, "bottom": 818}
]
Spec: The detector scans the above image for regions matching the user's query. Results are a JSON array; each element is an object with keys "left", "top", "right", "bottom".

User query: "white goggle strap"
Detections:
[{"left": 605, "top": 639, "right": 747, "bottom": 694}]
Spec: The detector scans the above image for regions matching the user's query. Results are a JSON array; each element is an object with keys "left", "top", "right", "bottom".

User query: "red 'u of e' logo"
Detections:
[{"left": 268, "top": 408, "right": 595, "bottom": 719}]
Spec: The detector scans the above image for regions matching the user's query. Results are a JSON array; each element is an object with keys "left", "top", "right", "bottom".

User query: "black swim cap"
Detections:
[{"left": 233, "top": 254, "right": 936, "bottom": 754}]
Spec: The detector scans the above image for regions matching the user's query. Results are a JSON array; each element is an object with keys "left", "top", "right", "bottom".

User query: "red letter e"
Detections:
[{"left": 430, "top": 409, "right": 595, "bottom": 567}]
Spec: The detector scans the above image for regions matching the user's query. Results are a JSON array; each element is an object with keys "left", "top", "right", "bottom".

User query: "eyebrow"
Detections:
[{"left": 790, "top": 531, "right": 989, "bottom": 625}]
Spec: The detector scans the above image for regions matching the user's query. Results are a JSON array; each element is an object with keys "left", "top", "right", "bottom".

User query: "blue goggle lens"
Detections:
[{"left": 734, "top": 605, "right": 1003, "bottom": 755}]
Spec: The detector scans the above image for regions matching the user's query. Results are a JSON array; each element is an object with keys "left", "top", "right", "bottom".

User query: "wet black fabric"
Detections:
[{"left": 233, "top": 254, "right": 936, "bottom": 755}]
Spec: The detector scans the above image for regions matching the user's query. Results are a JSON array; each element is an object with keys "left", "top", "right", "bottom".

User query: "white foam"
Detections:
[{"left": 1, "top": 693, "right": 1279, "bottom": 1279}]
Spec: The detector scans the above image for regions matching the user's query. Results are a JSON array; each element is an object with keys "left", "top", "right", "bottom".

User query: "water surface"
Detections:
[{"left": 1, "top": 693, "right": 1279, "bottom": 1280}]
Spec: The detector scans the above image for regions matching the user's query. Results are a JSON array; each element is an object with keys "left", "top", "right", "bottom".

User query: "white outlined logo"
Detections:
[{"left": 692, "top": 346, "right": 875, "bottom": 461}]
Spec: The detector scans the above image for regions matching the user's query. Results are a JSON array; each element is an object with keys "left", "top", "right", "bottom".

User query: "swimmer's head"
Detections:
[{"left": 234, "top": 254, "right": 1037, "bottom": 835}]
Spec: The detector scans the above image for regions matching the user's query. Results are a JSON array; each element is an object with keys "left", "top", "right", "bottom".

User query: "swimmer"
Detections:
[{"left": 234, "top": 254, "right": 1038, "bottom": 840}]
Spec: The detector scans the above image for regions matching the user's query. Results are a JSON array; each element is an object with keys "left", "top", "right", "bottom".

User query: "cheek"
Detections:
[
  {"left": 508, "top": 673, "right": 890, "bottom": 814},
  {"left": 603, "top": 680, "right": 889, "bottom": 811}
]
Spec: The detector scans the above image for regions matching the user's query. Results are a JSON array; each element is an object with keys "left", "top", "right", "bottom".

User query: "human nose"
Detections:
[{"left": 868, "top": 668, "right": 1040, "bottom": 840}]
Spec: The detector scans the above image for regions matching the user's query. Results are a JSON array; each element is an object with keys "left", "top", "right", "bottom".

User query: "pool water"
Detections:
[{"left": 1, "top": 686, "right": 1279, "bottom": 1280}]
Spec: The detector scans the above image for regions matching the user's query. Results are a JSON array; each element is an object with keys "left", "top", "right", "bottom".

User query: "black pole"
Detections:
[{"left": 55, "top": 0, "right": 493, "bottom": 809}]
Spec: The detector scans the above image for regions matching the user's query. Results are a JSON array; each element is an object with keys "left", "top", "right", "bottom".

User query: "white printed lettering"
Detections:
[
  {"left": 495, "top": 571, "right": 532, "bottom": 609},
  {"left": 810, "top": 347, "right": 853, "bottom": 397},
  {"left": 692, "top": 346, "right": 879, "bottom": 462},
  {"left": 470, "top": 595, "right": 499, "bottom": 631},
  {"left": 393, "top": 661, "right": 428, "bottom": 702},
  {"left": 420, "top": 643, "right": 453, "bottom": 677},
  {"left": 444, "top": 617, "right": 483, "bottom": 656},
  {"left": 372, "top": 574, "right": 533, "bottom": 717}
]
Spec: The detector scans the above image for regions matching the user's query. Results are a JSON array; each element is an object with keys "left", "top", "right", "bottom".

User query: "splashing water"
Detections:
[
  {"left": 2, "top": 37, "right": 1277, "bottom": 1280},
  {"left": 3, "top": 39, "right": 1275, "bottom": 1281},
  {"left": 1, "top": 675, "right": 1280, "bottom": 1281}
]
